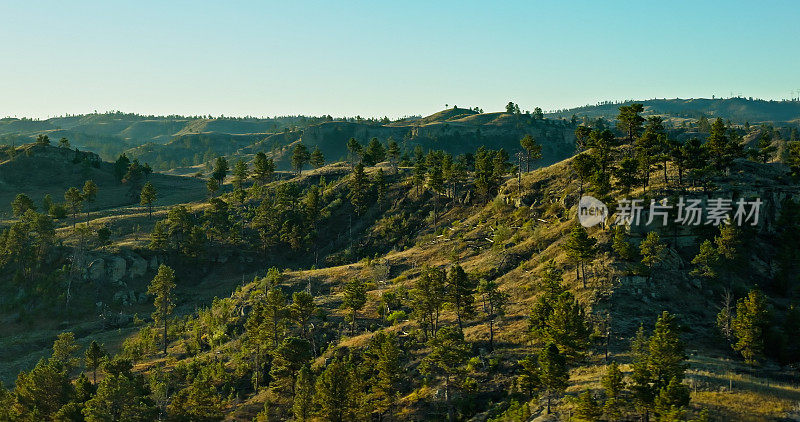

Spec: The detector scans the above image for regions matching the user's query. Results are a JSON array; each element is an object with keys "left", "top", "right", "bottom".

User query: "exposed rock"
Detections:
[
  {"left": 107, "top": 257, "right": 127, "bottom": 283},
  {"left": 128, "top": 254, "right": 147, "bottom": 279},
  {"left": 148, "top": 256, "right": 159, "bottom": 270},
  {"left": 87, "top": 259, "right": 105, "bottom": 281}
]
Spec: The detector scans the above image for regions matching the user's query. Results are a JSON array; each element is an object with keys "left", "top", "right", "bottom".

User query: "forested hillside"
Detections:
[{"left": 1, "top": 105, "right": 800, "bottom": 421}]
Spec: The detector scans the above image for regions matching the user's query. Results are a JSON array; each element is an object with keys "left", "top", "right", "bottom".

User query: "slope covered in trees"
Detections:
[{"left": 1, "top": 106, "right": 800, "bottom": 420}]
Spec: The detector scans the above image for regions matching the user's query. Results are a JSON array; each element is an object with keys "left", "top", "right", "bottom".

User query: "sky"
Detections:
[{"left": 1, "top": 0, "right": 799, "bottom": 119}]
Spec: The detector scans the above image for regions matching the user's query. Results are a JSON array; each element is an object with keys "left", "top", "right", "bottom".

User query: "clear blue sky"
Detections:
[{"left": 1, "top": 1, "right": 798, "bottom": 119}]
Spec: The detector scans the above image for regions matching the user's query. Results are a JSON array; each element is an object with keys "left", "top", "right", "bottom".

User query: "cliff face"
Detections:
[{"left": 299, "top": 115, "right": 578, "bottom": 167}]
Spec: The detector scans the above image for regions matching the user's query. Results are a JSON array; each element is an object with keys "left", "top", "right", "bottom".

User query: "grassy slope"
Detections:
[{"left": 109, "top": 154, "right": 800, "bottom": 420}]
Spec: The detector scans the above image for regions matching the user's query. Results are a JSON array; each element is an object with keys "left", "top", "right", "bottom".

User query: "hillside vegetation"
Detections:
[{"left": 1, "top": 104, "right": 800, "bottom": 421}]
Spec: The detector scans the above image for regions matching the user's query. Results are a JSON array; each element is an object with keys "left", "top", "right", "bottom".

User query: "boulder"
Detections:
[
  {"left": 148, "top": 256, "right": 159, "bottom": 270},
  {"left": 128, "top": 254, "right": 147, "bottom": 279},
  {"left": 88, "top": 259, "right": 105, "bottom": 281},
  {"left": 107, "top": 257, "right": 127, "bottom": 283}
]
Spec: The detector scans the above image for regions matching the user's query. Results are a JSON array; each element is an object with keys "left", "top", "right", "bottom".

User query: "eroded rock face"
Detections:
[
  {"left": 128, "top": 254, "right": 147, "bottom": 279},
  {"left": 87, "top": 259, "right": 105, "bottom": 281},
  {"left": 107, "top": 256, "right": 127, "bottom": 283}
]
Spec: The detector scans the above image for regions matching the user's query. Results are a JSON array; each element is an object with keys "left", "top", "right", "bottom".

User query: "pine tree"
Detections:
[
  {"left": 347, "top": 137, "right": 363, "bottom": 166},
  {"left": 342, "top": 278, "right": 367, "bottom": 335},
  {"left": 654, "top": 377, "right": 691, "bottom": 420},
  {"left": 252, "top": 152, "right": 275, "bottom": 184},
  {"left": 232, "top": 158, "right": 249, "bottom": 189},
  {"left": 691, "top": 239, "right": 720, "bottom": 281},
  {"left": 732, "top": 288, "right": 770, "bottom": 365},
  {"left": 420, "top": 327, "right": 470, "bottom": 421},
  {"left": 477, "top": 278, "right": 508, "bottom": 351},
  {"left": 617, "top": 103, "right": 645, "bottom": 145},
  {"left": 84, "top": 340, "right": 107, "bottom": 384},
  {"left": 212, "top": 156, "right": 229, "bottom": 184},
  {"left": 139, "top": 181, "right": 157, "bottom": 219},
  {"left": 647, "top": 311, "right": 687, "bottom": 390},
  {"left": 51, "top": 332, "right": 80, "bottom": 371},
  {"left": 640, "top": 231, "right": 666, "bottom": 278},
  {"left": 147, "top": 264, "right": 176, "bottom": 356},
  {"left": 315, "top": 359, "right": 356, "bottom": 422},
  {"left": 64, "top": 187, "right": 84, "bottom": 229},
  {"left": 613, "top": 225, "right": 637, "bottom": 261},
  {"left": 602, "top": 362, "right": 625, "bottom": 419},
  {"left": 365, "top": 137, "right": 386, "bottom": 165},
  {"left": 293, "top": 366, "right": 314, "bottom": 421},
  {"left": 410, "top": 266, "right": 446, "bottom": 340},
  {"left": 538, "top": 342, "right": 568, "bottom": 414},
  {"left": 563, "top": 225, "right": 596, "bottom": 287},
  {"left": 515, "top": 354, "right": 540, "bottom": 399},
  {"left": 387, "top": 139, "right": 400, "bottom": 173},
  {"left": 310, "top": 146, "right": 325, "bottom": 168},
  {"left": 292, "top": 143, "right": 311, "bottom": 175},
  {"left": 520, "top": 134, "right": 542, "bottom": 172},
  {"left": 446, "top": 264, "right": 477, "bottom": 334},
  {"left": 371, "top": 332, "right": 403, "bottom": 419},
  {"left": 374, "top": 168, "right": 387, "bottom": 206},
  {"left": 573, "top": 391, "right": 602, "bottom": 422},
  {"left": 11, "top": 193, "right": 36, "bottom": 217},
  {"left": 348, "top": 163, "right": 369, "bottom": 215}
]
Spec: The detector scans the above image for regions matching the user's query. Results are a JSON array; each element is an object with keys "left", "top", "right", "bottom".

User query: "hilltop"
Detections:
[{"left": 548, "top": 97, "right": 800, "bottom": 124}]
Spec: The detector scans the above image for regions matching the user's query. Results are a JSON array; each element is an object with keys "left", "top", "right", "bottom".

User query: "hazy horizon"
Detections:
[{"left": 2, "top": 1, "right": 799, "bottom": 119}]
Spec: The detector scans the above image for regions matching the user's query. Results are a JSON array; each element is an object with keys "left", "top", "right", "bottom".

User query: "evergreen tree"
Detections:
[
  {"left": 365, "top": 137, "right": 386, "bottom": 165},
  {"left": 370, "top": 332, "right": 403, "bottom": 419},
  {"left": 232, "top": 158, "right": 249, "bottom": 189},
  {"left": 206, "top": 177, "right": 219, "bottom": 197},
  {"left": 36, "top": 133, "right": 51, "bottom": 146},
  {"left": 252, "top": 152, "right": 275, "bottom": 184},
  {"left": 342, "top": 278, "right": 367, "bottom": 335},
  {"left": 386, "top": 139, "right": 400, "bottom": 173},
  {"left": 515, "top": 354, "right": 540, "bottom": 399},
  {"left": 310, "top": 146, "right": 325, "bottom": 168},
  {"left": 315, "top": 359, "right": 357, "bottom": 422},
  {"left": 139, "top": 181, "right": 157, "bottom": 219},
  {"left": 81, "top": 180, "right": 98, "bottom": 224},
  {"left": 64, "top": 187, "right": 84, "bottom": 229},
  {"left": 11, "top": 193, "right": 36, "bottom": 217},
  {"left": 374, "top": 168, "right": 387, "bottom": 206},
  {"left": 51, "top": 332, "right": 80, "bottom": 372},
  {"left": 520, "top": 134, "right": 542, "bottom": 172},
  {"left": 85, "top": 340, "right": 107, "bottom": 384},
  {"left": 538, "top": 342, "right": 568, "bottom": 414},
  {"left": 293, "top": 366, "right": 314, "bottom": 421},
  {"left": 573, "top": 391, "right": 602, "bottom": 422},
  {"left": 348, "top": 163, "right": 369, "bottom": 215},
  {"left": 147, "top": 264, "right": 176, "bottom": 356},
  {"left": 732, "top": 288, "right": 770, "bottom": 365},
  {"left": 617, "top": 103, "right": 645, "bottom": 145},
  {"left": 291, "top": 143, "right": 311, "bottom": 175},
  {"left": 420, "top": 327, "right": 470, "bottom": 421},
  {"left": 11, "top": 358, "right": 74, "bottom": 419},
  {"left": 410, "top": 266, "right": 447, "bottom": 340},
  {"left": 612, "top": 225, "right": 637, "bottom": 261},
  {"left": 113, "top": 154, "right": 131, "bottom": 182},
  {"left": 446, "top": 264, "right": 476, "bottom": 334},
  {"left": 476, "top": 278, "right": 508, "bottom": 351},
  {"left": 653, "top": 377, "right": 691, "bottom": 420},
  {"left": 602, "top": 362, "right": 625, "bottom": 419},
  {"left": 563, "top": 225, "right": 596, "bottom": 287},
  {"left": 347, "top": 137, "right": 363, "bottom": 166},
  {"left": 691, "top": 239, "right": 720, "bottom": 281},
  {"left": 212, "top": 156, "right": 229, "bottom": 184},
  {"left": 640, "top": 231, "right": 667, "bottom": 278}
]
